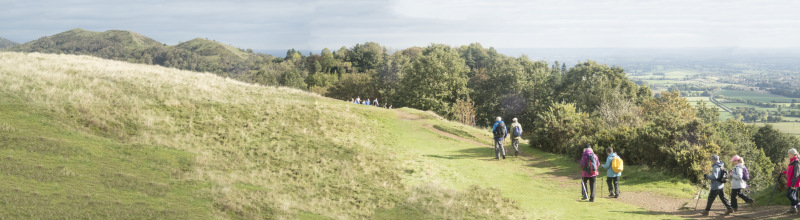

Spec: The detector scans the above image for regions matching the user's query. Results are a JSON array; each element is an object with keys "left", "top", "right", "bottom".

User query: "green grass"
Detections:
[
  {"left": 387, "top": 108, "right": 692, "bottom": 219},
  {"left": 0, "top": 52, "right": 699, "bottom": 219},
  {"left": 717, "top": 90, "right": 796, "bottom": 103}
]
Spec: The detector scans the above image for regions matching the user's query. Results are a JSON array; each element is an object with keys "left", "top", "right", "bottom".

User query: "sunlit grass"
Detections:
[{"left": 0, "top": 52, "right": 520, "bottom": 219}]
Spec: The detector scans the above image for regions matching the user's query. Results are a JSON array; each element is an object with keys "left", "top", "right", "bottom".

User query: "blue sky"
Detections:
[{"left": 2, "top": 0, "right": 799, "bottom": 50}]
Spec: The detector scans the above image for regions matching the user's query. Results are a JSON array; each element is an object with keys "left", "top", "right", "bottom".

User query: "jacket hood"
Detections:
[
  {"left": 608, "top": 152, "right": 617, "bottom": 157},
  {"left": 583, "top": 148, "right": 594, "bottom": 155},
  {"left": 792, "top": 155, "right": 800, "bottom": 163},
  {"left": 713, "top": 161, "right": 725, "bottom": 168}
]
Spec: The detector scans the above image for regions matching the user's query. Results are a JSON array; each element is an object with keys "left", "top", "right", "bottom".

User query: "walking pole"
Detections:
[
  {"left": 581, "top": 180, "right": 589, "bottom": 200},
  {"left": 695, "top": 179, "right": 705, "bottom": 210},
  {"left": 768, "top": 174, "right": 782, "bottom": 205}
]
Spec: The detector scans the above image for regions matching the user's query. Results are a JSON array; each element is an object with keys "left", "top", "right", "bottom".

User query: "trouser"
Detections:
[
  {"left": 730, "top": 188, "right": 752, "bottom": 210},
  {"left": 511, "top": 139, "right": 520, "bottom": 155},
  {"left": 607, "top": 176, "right": 620, "bottom": 196},
  {"left": 705, "top": 189, "right": 732, "bottom": 211},
  {"left": 494, "top": 139, "right": 505, "bottom": 159},
  {"left": 582, "top": 176, "right": 596, "bottom": 202},
  {"left": 789, "top": 187, "right": 799, "bottom": 206}
]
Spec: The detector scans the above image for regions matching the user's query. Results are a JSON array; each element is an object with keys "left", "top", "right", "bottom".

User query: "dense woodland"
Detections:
[{"left": 6, "top": 29, "right": 800, "bottom": 189}]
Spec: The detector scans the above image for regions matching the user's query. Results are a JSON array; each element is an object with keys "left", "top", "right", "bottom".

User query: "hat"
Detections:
[
  {"left": 513, "top": 118, "right": 518, "bottom": 122},
  {"left": 496, "top": 117, "right": 502, "bottom": 121},
  {"left": 710, "top": 155, "right": 720, "bottom": 161},
  {"left": 790, "top": 148, "right": 798, "bottom": 155},
  {"left": 585, "top": 144, "right": 592, "bottom": 149},
  {"left": 730, "top": 155, "right": 742, "bottom": 162}
]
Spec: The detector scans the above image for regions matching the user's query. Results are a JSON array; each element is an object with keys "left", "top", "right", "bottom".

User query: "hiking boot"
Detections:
[
  {"left": 724, "top": 208, "right": 734, "bottom": 215},
  {"left": 502, "top": 155, "right": 505, "bottom": 159},
  {"left": 700, "top": 210, "right": 709, "bottom": 216},
  {"left": 608, "top": 194, "right": 615, "bottom": 198},
  {"left": 787, "top": 207, "right": 798, "bottom": 214},
  {"left": 746, "top": 200, "right": 754, "bottom": 206}
]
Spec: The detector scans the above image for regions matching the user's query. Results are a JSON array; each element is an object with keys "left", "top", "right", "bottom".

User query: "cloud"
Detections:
[{"left": 1, "top": 0, "right": 798, "bottom": 49}]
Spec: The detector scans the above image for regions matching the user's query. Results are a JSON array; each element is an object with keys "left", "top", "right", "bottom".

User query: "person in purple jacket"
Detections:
[{"left": 580, "top": 144, "right": 600, "bottom": 202}]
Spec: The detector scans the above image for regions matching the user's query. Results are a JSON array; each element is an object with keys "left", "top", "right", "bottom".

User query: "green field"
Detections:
[
  {"left": 717, "top": 90, "right": 796, "bottom": 103},
  {"left": 1, "top": 52, "right": 702, "bottom": 219}
]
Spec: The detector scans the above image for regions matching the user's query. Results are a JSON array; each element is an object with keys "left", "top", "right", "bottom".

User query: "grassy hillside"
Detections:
[
  {"left": 0, "top": 37, "right": 18, "bottom": 49},
  {"left": 174, "top": 38, "right": 251, "bottom": 59},
  {"left": 0, "top": 52, "right": 522, "bottom": 219}
]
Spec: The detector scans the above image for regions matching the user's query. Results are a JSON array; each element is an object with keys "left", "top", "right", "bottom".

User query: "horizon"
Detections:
[{"left": 3, "top": 0, "right": 799, "bottom": 50}]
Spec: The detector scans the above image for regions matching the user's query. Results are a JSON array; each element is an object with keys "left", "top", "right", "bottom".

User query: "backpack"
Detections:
[
  {"left": 611, "top": 156, "right": 624, "bottom": 173},
  {"left": 513, "top": 125, "right": 522, "bottom": 137},
  {"left": 493, "top": 123, "right": 506, "bottom": 138},
  {"left": 584, "top": 153, "right": 598, "bottom": 175},
  {"left": 741, "top": 166, "right": 750, "bottom": 181},
  {"left": 717, "top": 168, "right": 729, "bottom": 183}
]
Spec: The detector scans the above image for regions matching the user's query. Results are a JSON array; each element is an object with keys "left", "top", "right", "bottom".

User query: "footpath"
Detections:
[{"left": 395, "top": 109, "right": 797, "bottom": 219}]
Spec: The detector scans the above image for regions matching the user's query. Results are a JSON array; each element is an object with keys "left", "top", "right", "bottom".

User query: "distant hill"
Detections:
[
  {"left": 5, "top": 29, "right": 273, "bottom": 78},
  {"left": 0, "top": 37, "right": 18, "bottom": 49}
]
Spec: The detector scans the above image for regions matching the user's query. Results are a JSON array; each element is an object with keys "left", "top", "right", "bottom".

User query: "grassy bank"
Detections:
[{"left": 0, "top": 52, "right": 520, "bottom": 219}]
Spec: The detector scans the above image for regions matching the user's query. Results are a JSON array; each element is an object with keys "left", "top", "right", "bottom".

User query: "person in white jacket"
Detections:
[{"left": 730, "top": 155, "right": 754, "bottom": 211}]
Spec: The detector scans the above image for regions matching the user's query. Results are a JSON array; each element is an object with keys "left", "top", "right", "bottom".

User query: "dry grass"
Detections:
[{"left": 0, "top": 52, "right": 522, "bottom": 219}]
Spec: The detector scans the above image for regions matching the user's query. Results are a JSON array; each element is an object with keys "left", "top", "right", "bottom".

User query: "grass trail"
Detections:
[{"left": 384, "top": 109, "right": 686, "bottom": 219}]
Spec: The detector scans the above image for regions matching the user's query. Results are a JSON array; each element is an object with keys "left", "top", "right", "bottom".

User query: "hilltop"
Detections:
[{"left": 0, "top": 37, "right": 18, "bottom": 49}]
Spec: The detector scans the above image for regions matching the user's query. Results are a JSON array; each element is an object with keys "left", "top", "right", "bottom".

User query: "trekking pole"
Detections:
[
  {"left": 767, "top": 173, "right": 782, "bottom": 205},
  {"left": 695, "top": 179, "right": 705, "bottom": 210},
  {"left": 581, "top": 180, "right": 589, "bottom": 200}
]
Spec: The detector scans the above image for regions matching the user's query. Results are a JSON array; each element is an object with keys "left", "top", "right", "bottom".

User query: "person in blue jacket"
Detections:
[
  {"left": 491, "top": 117, "right": 508, "bottom": 160},
  {"left": 601, "top": 147, "right": 621, "bottom": 198},
  {"left": 365, "top": 99, "right": 370, "bottom": 106}
]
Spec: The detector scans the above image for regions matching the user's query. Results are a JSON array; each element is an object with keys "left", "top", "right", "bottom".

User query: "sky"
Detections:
[{"left": 2, "top": 0, "right": 799, "bottom": 51}]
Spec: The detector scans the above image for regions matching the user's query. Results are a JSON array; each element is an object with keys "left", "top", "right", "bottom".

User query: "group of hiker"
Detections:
[
  {"left": 491, "top": 117, "right": 523, "bottom": 160},
  {"left": 699, "top": 148, "right": 800, "bottom": 216},
  {"left": 490, "top": 116, "right": 800, "bottom": 216},
  {"left": 349, "top": 96, "right": 391, "bottom": 109}
]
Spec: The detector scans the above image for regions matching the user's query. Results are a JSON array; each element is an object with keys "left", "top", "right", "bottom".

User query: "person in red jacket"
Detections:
[{"left": 783, "top": 148, "right": 800, "bottom": 214}]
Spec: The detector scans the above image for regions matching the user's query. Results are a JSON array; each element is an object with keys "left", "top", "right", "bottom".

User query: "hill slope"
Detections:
[
  {"left": 0, "top": 37, "right": 18, "bottom": 49},
  {"left": 0, "top": 52, "right": 522, "bottom": 219}
]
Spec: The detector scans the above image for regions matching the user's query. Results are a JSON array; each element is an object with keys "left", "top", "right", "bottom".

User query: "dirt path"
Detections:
[{"left": 397, "top": 109, "right": 800, "bottom": 219}]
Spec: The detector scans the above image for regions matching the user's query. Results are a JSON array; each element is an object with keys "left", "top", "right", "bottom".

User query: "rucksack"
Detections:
[
  {"left": 513, "top": 125, "right": 522, "bottom": 137},
  {"left": 611, "top": 156, "right": 624, "bottom": 173},
  {"left": 584, "top": 153, "right": 598, "bottom": 175},
  {"left": 493, "top": 123, "right": 506, "bottom": 138},
  {"left": 741, "top": 166, "right": 750, "bottom": 181},
  {"left": 718, "top": 168, "right": 729, "bottom": 183}
]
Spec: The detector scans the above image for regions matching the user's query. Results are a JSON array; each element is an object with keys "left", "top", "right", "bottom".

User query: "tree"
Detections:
[
  {"left": 397, "top": 44, "right": 469, "bottom": 118},
  {"left": 557, "top": 61, "right": 640, "bottom": 113}
]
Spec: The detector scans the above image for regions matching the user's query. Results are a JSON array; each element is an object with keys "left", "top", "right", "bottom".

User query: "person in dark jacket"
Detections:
[
  {"left": 492, "top": 117, "right": 508, "bottom": 160},
  {"left": 782, "top": 148, "right": 800, "bottom": 214},
  {"left": 701, "top": 155, "right": 734, "bottom": 216}
]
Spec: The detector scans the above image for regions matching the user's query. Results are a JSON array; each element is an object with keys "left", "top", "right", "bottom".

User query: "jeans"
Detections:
[
  {"left": 705, "top": 189, "right": 732, "bottom": 211},
  {"left": 494, "top": 139, "right": 505, "bottom": 159},
  {"left": 731, "top": 188, "right": 752, "bottom": 210},
  {"left": 607, "top": 176, "right": 620, "bottom": 196},
  {"left": 789, "top": 187, "right": 799, "bottom": 206},
  {"left": 582, "top": 176, "right": 596, "bottom": 202}
]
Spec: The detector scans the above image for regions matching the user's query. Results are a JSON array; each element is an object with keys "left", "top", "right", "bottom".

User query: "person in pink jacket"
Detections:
[
  {"left": 580, "top": 144, "right": 600, "bottom": 202},
  {"left": 783, "top": 148, "right": 800, "bottom": 214}
]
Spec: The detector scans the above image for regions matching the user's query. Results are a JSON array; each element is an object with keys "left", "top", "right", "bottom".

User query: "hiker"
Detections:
[
  {"left": 373, "top": 98, "right": 379, "bottom": 107},
  {"left": 782, "top": 148, "right": 800, "bottom": 214},
  {"left": 356, "top": 96, "right": 361, "bottom": 104},
  {"left": 510, "top": 118, "right": 523, "bottom": 156},
  {"left": 701, "top": 155, "right": 734, "bottom": 216},
  {"left": 365, "top": 99, "right": 370, "bottom": 106},
  {"left": 580, "top": 144, "right": 600, "bottom": 202},
  {"left": 601, "top": 147, "right": 621, "bottom": 198},
  {"left": 491, "top": 117, "right": 508, "bottom": 160},
  {"left": 730, "top": 155, "right": 753, "bottom": 212}
]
